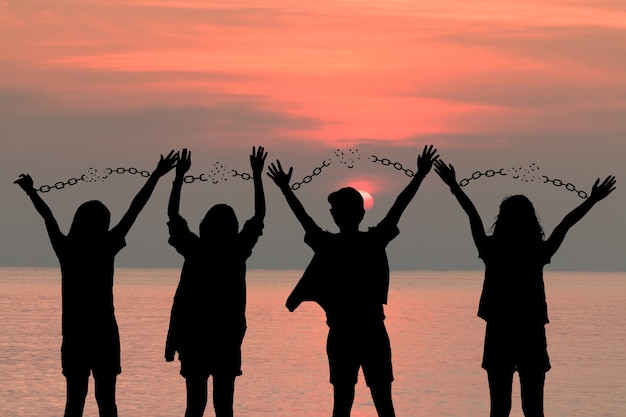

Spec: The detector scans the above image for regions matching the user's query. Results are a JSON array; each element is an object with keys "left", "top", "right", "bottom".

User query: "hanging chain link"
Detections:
[
  {"left": 541, "top": 176, "right": 588, "bottom": 199},
  {"left": 458, "top": 169, "right": 508, "bottom": 187},
  {"left": 291, "top": 160, "right": 332, "bottom": 190},
  {"left": 31, "top": 151, "right": 588, "bottom": 199},
  {"left": 232, "top": 170, "right": 253, "bottom": 181},
  {"left": 36, "top": 167, "right": 110, "bottom": 193},
  {"left": 369, "top": 155, "right": 415, "bottom": 177},
  {"left": 105, "top": 167, "right": 151, "bottom": 178}
]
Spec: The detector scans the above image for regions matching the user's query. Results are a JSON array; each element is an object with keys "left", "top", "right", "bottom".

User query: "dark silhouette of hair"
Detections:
[
  {"left": 491, "top": 195, "right": 544, "bottom": 245},
  {"left": 199, "top": 203, "right": 239, "bottom": 240},
  {"left": 328, "top": 187, "right": 365, "bottom": 229},
  {"left": 68, "top": 200, "right": 111, "bottom": 241}
]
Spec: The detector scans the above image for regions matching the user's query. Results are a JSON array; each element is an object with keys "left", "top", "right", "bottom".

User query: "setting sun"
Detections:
[{"left": 358, "top": 189, "right": 374, "bottom": 210}]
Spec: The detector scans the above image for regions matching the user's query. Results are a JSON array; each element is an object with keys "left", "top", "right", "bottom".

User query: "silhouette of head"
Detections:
[
  {"left": 200, "top": 204, "right": 238, "bottom": 240},
  {"left": 328, "top": 187, "right": 365, "bottom": 230},
  {"left": 68, "top": 200, "right": 111, "bottom": 240},
  {"left": 492, "top": 195, "right": 544, "bottom": 243}
]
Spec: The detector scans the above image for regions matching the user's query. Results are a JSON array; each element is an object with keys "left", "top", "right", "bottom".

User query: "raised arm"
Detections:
[
  {"left": 14, "top": 174, "right": 64, "bottom": 246},
  {"left": 267, "top": 160, "right": 318, "bottom": 233},
  {"left": 250, "top": 146, "right": 267, "bottom": 222},
  {"left": 434, "top": 159, "right": 487, "bottom": 249},
  {"left": 379, "top": 145, "right": 438, "bottom": 228},
  {"left": 544, "top": 175, "right": 616, "bottom": 256},
  {"left": 113, "top": 150, "right": 178, "bottom": 238},
  {"left": 168, "top": 149, "right": 190, "bottom": 221}
]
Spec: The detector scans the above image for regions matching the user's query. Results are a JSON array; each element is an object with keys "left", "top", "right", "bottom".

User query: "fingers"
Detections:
[{"left": 251, "top": 146, "right": 267, "bottom": 161}]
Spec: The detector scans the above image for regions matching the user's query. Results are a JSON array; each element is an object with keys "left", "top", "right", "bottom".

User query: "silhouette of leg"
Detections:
[
  {"left": 369, "top": 382, "right": 396, "bottom": 417},
  {"left": 185, "top": 376, "right": 209, "bottom": 417},
  {"left": 64, "top": 374, "right": 89, "bottom": 417},
  {"left": 94, "top": 373, "right": 118, "bottom": 417},
  {"left": 519, "top": 370, "right": 545, "bottom": 417},
  {"left": 487, "top": 369, "right": 514, "bottom": 417},
  {"left": 213, "top": 375, "right": 236, "bottom": 417},
  {"left": 332, "top": 383, "right": 355, "bottom": 417}
]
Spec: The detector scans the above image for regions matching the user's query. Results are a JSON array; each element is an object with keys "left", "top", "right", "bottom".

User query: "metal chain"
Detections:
[
  {"left": 36, "top": 167, "right": 109, "bottom": 193},
  {"left": 458, "top": 168, "right": 508, "bottom": 187},
  {"left": 541, "top": 176, "right": 588, "bottom": 199},
  {"left": 291, "top": 160, "right": 332, "bottom": 190},
  {"left": 105, "top": 167, "right": 151, "bottom": 178},
  {"left": 31, "top": 153, "right": 588, "bottom": 199},
  {"left": 369, "top": 155, "right": 415, "bottom": 177},
  {"left": 232, "top": 170, "right": 253, "bottom": 181}
]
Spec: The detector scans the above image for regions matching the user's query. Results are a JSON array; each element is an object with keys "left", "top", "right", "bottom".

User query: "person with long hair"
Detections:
[
  {"left": 165, "top": 147, "right": 267, "bottom": 417},
  {"left": 14, "top": 151, "right": 178, "bottom": 417},
  {"left": 434, "top": 159, "right": 616, "bottom": 417}
]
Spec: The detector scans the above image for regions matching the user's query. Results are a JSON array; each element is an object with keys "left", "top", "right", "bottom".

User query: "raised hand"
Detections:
[
  {"left": 417, "top": 144, "right": 439, "bottom": 176},
  {"left": 589, "top": 175, "right": 616, "bottom": 202},
  {"left": 250, "top": 146, "right": 268, "bottom": 176},
  {"left": 434, "top": 159, "right": 458, "bottom": 188},
  {"left": 153, "top": 150, "right": 178, "bottom": 178},
  {"left": 267, "top": 160, "right": 293, "bottom": 190},
  {"left": 14, "top": 173, "right": 35, "bottom": 193},
  {"left": 176, "top": 149, "right": 191, "bottom": 178}
]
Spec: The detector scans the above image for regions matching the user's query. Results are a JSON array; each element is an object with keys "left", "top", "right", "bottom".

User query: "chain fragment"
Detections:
[
  {"left": 541, "top": 175, "right": 588, "bottom": 199},
  {"left": 291, "top": 160, "right": 331, "bottom": 190},
  {"left": 459, "top": 169, "right": 508, "bottom": 187},
  {"left": 369, "top": 155, "right": 415, "bottom": 177}
]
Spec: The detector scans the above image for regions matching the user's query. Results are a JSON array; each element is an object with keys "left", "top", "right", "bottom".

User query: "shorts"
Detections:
[
  {"left": 61, "top": 334, "right": 121, "bottom": 378},
  {"left": 326, "top": 322, "right": 393, "bottom": 386},
  {"left": 178, "top": 332, "right": 245, "bottom": 379},
  {"left": 482, "top": 322, "right": 550, "bottom": 373}
]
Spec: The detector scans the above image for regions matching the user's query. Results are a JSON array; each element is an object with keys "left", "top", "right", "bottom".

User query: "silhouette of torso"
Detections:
[
  {"left": 53, "top": 231, "right": 126, "bottom": 340},
  {"left": 478, "top": 237, "right": 552, "bottom": 325},
  {"left": 288, "top": 223, "right": 399, "bottom": 327},
  {"left": 166, "top": 216, "right": 263, "bottom": 355}
]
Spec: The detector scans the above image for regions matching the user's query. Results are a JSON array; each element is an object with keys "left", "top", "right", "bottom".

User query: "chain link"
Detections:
[
  {"left": 36, "top": 167, "right": 107, "bottom": 193},
  {"left": 541, "top": 176, "right": 588, "bottom": 199},
  {"left": 31, "top": 153, "right": 589, "bottom": 199},
  {"left": 291, "top": 160, "right": 331, "bottom": 190},
  {"left": 369, "top": 155, "right": 415, "bottom": 177},
  {"left": 105, "top": 167, "right": 151, "bottom": 178},
  {"left": 232, "top": 170, "right": 253, "bottom": 181},
  {"left": 458, "top": 168, "right": 508, "bottom": 187}
]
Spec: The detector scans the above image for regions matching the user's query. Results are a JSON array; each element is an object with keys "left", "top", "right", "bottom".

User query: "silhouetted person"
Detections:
[
  {"left": 14, "top": 151, "right": 178, "bottom": 417},
  {"left": 434, "top": 159, "right": 616, "bottom": 417},
  {"left": 165, "top": 147, "right": 267, "bottom": 417},
  {"left": 267, "top": 145, "right": 438, "bottom": 417}
]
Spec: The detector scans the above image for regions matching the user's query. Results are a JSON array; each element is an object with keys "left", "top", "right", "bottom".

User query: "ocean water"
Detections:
[{"left": 0, "top": 267, "right": 624, "bottom": 417}]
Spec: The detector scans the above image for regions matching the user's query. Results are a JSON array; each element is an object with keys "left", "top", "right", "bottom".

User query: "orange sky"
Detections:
[{"left": 3, "top": 0, "right": 625, "bottom": 147}]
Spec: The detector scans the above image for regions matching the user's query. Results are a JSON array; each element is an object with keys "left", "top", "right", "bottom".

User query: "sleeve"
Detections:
[
  {"left": 369, "top": 222, "right": 400, "bottom": 246},
  {"left": 303, "top": 224, "right": 327, "bottom": 251},
  {"left": 107, "top": 228, "right": 128, "bottom": 256},
  {"left": 477, "top": 237, "right": 490, "bottom": 261},
  {"left": 238, "top": 217, "right": 264, "bottom": 257},
  {"left": 167, "top": 215, "right": 196, "bottom": 257},
  {"left": 539, "top": 241, "right": 553, "bottom": 266}
]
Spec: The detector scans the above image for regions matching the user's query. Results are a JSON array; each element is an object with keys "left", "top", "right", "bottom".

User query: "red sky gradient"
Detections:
[
  {"left": 2, "top": 0, "right": 625, "bottom": 270},
  {"left": 3, "top": 1, "right": 626, "bottom": 147}
]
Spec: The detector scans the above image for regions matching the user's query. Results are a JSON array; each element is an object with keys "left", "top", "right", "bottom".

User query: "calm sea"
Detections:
[{"left": 0, "top": 268, "right": 624, "bottom": 416}]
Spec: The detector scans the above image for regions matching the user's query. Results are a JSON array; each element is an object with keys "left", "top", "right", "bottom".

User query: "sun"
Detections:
[{"left": 357, "top": 190, "right": 374, "bottom": 211}]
